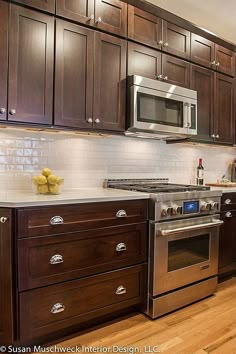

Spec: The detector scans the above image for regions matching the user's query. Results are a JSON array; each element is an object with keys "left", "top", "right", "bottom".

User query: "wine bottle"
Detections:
[{"left": 196, "top": 158, "right": 204, "bottom": 185}]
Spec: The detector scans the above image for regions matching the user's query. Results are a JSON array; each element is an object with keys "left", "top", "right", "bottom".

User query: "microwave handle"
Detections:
[
  {"left": 183, "top": 103, "right": 189, "bottom": 128},
  {"left": 187, "top": 104, "right": 192, "bottom": 128}
]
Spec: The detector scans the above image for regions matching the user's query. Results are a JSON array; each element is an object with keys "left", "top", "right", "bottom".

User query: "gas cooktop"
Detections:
[{"left": 105, "top": 178, "right": 210, "bottom": 193}]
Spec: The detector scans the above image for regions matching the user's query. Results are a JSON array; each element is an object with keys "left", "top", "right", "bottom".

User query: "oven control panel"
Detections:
[{"left": 156, "top": 196, "right": 221, "bottom": 220}]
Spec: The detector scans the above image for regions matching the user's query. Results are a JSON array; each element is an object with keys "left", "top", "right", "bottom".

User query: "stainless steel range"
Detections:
[{"left": 105, "top": 179, "right": 223, "bottom": 318}]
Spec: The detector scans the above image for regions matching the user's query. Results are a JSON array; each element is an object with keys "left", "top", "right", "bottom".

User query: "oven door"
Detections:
[
  {"left": 150, "top": 215, "right": 223, "bottom": 296},
  {"left": 131, "top": 84, "right": 197, "bottom": 136}
]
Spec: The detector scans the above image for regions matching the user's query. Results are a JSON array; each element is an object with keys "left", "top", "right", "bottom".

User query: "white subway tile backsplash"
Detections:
[{"left": 0, "top": 130, "right": 235, "bottom": 191}]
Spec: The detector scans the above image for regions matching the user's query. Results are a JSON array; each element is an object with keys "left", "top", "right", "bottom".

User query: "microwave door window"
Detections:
[{"left": 137, "top": 92, "right": 183, "bottom": 127}]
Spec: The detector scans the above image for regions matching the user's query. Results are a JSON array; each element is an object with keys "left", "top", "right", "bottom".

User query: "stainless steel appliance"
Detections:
[
  {"left": 105, "top": 179, "right": 223, "bottom": 318},
  {"left": 126, "top": 75, "right": 197, "bottom": 140}
]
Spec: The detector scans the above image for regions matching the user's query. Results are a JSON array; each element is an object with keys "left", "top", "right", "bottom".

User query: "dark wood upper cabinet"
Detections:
[
  {"left": 15, "top": 0, "right": 55, "bottom": 13},
  {"left": 128, "top": 5, "right": 162, "bottom": 50},
  {"left": 95, "top": 0, "right": 127, "bottom": 37},
  {"left": 162, "top": 55, "right": 190, "bottom": 88},
  {"left": 57, "top": 0, "right": 127, "bottom": 37},
  {"left": 8, "top": 5, "right": 54, "bottom": 125},
  {"left": 54, "top": 21, "right": 94, "bottom": 128},
  {"left": 215, "top": 44, "right": 235, "bottom": 77},
  {"left": 162, "top": 21, "right": 190, "bottom": 59},
  {"left": 0, "top": 209, "right": 13, "bottom": 345},
  {"left": 94, "top": 32, "right": 126, "bottom": 131},
  {"left": 56, "top": 0, "right": 94, "bottom": 25},
  {"left": 215, "top": 74, "right": 234, "bottom": 145},
  {"left": 191, "top": 33, "right": 215, "bottom": 69},
  {"left": 190, "top": 65, "right": 214, "bottom": 142},
  {"left": 0, "top": 1, "right": 8, "bottom": 121},
  {"left": 128, "top": 42, "right": 161, "bottom": 80}
]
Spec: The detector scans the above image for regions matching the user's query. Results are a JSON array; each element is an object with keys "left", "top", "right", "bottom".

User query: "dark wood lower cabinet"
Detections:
[
  {"left": 0, "top": 209, "right": 14, "bottom": 345},
  {"left": 0, "top": 1, "right": 8, "bottom": 121}
]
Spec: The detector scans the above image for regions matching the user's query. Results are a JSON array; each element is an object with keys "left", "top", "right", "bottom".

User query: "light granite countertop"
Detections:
[
  {"left": 210, "top": 186, "right": 236, "bottom": 193},
  {"left": 0, "top": 188, "right": 150, "bottom": 207}
]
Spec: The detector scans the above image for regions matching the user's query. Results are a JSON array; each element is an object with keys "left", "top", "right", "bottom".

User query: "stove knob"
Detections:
[
  {"left": 209, "top": 201, "right": 219, "bottom": 211},
  {"left": 172, "top": 204, "right": 182, "bottom": 215},
  {"left": 161, "top": 205, "right": 172, "bottom": 217},
  {"left": 200, "top": 201, "right": 211, "bottom": 212}
]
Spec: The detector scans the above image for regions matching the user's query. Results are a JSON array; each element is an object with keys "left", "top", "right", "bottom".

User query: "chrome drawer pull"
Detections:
[
  {"left": 50, "top": 216, "right": 64, "bottom": 225},
  {"left": 116, "top": 242, "right": 127, "bottom": 252},
  {"left": 50, "top": 254, "right": 64, "bottom": 265},
  {"left": 116, "top": 285, "right": 127, "bottom": 295},
  {"left": 116, "top": 210, "right": 127, "bottom": 218},
  {"left": 51, "top": 303, "right": 65, "bottom": 314},
  {"left": 225, "top": 199, "right": 232, "bottom": 205},
  {"left": 0, "top": 217, "right": 8, "bottom": 223},
  {"left": 225, "top": 211, "right": 232, "bottom": 218}
]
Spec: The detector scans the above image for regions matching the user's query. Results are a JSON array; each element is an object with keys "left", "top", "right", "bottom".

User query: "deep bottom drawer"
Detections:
[{"left": 19, "top": 264, "right": 146, "bottom": 342}]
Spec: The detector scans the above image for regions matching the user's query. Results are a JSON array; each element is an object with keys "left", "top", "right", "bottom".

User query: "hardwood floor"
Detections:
[{"left": 45, "top": 279, "right": 236, "bottom": 354}]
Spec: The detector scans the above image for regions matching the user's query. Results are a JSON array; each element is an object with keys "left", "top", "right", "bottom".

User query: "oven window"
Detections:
[
  {"left": 168, "top": 234, "right": 210, "bottom": 272},
  {"left": 137, "top": 92, "right": 183, "bottom": 127}
]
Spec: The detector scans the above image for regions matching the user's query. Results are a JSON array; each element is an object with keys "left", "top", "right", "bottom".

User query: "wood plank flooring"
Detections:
[{"left": 45, "top": 278, "right": 236, "bottom": 354}]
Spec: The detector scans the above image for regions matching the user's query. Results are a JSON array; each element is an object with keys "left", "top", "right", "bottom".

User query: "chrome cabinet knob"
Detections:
[
  {"left": 96, "top": 16, "right": 102, "bottom": 23},
  {"left": 50, "top": 216, "right": 64, "bottom": 225},
  {"left": 215, "top": 134, "right": 219, "bottom": 138},
  {"left": 0, "top": 217, "right": 8, "bottom": 223},
  {"left": 51, "top": 303, "right": 65, "bottom": 314},
  {"left": 157, "top": 40, "right": 163, "bottom": 46},
  {"left": 211, "top": 134, "right": 215, "bottom": 138},
  {"left": 0, "top": 108, "right": 6, "bottom": 114},
  {"left": 87, "top": 14, "right": 94, "bottom": 22},
  {"left": 225, "top": 211, "right": 232, "bottom": 218},
  {"left": 157, "top": 75, "right": 163, "bottom": 80},
  {"left": 9, "top": 109, "right": 16, "bottom": 115},
  {"left": 163, "top": 42, "right": 168, "bottom": 47},
  {"left": 216, "top": 62, "right": 220, "bottom": 67},
  {"left": 116, "top": 209, "right": 127, "bottom": 218},
  {"left": 87, "top": 117, "right": 93, "bottom": 124},
  {"left": 116, "top": 285, "right": 126, "bottom": 295},
  {"left": 211, "top": 60, "right": 216, "bottom": 65},
  {"left": 225, "top": 199, "right": 232, "bottom": 205},
  {"left": 94, "top": 118, "right": 100, "bottom": 124},
  {"left": 163, "top": 76, "right": 168, "bottom": 81},
  {"left": 50, "top": 254, "right": 64, "bottom": 265},
  {"left": 116, "top": 242, "right": 127, "bottom": 252}
]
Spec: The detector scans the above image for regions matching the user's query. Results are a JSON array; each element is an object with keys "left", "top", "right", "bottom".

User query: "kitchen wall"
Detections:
[{"left": 0, "top": 129, "right": 235, "bottom": 191}]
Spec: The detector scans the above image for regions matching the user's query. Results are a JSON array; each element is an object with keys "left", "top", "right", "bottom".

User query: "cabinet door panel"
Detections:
[
  {"left": 215, "top": 74, "right": 234, "bottom": 145},
  {"left": 15, "top": 0, "right": 55, "bottom": 13},
  {"left": 0, "top": 1, "right": 8, "bottom": 121},
  {"left": 0, "top": 209, "right": 13, "bottom": 345},
  {"left": 162, "top": 55, "right": 190, "bottom": 88},
  {"left": 56, "top": 0, "right": 94, "bottom": 25},
  {"left": 128, "top": 5, "right": 162, "bottom": 49},
  {"left": 191, "top": 34, "right": 214, "bottom": 68},
  {"left": 95, "top": 0, "right": 127, "bottom": 36},
  {"left": 128, "top": 42, "right": 161, "bottom": 80},
  {"left": 215, "top": 45, "right": 235, "bottom": 77},
  {"left": 163, "top": 22, "right": 190, "bottom": 59},
  {"left": 94, "top": 33, "right": 126, "bottom": 131},
  {"left": 190, "top": 65, "right": 214, "bottom": 142},
  {"left": 8, "top": 5, "right": 54, "bottom": 124},
  {"left": 54, "top": 21, "right": 93, "bottom": 128}
]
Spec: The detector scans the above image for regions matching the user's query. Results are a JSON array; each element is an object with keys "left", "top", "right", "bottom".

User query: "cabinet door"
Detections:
[
  {"left": 95, "top": 0, "right": 127, "bottom": 37},
  {"left": 0, "top": 1, "right": 8, "bottom": 121},
  {"left": 128, "top": 42, "right": 161, "bottom": 80},
  {"left": 215, "top": 74, "right": 234, "bottom": 145},
  {"left": 191, "top": 33, "right": 215, "bottom": 69},
  {"left": 54, "top": 21, "right": 94, "bottom": 128},
  {"left": 15, "top": 0, "right": 55, "bottom": 13},
  {"left": 128, "top": 5, "right": 162, "bottom": 49},
  {"left": 190, "top": 65, "right": 214, "bottom": 142},
  {"left": 56, "top": 0, "right": 94, "bottom": 25},
  {"left": 215, "top": 45, "right": 235, "bottom": 77},
  {"left": 163, "top": 21, "right": 190, "bottom": 59},
  {"left": 219, "top": 210, "right": 236, "bottom": 275},
  {"left": 0, "top": 209, "right": 13, "bottom": 345},
  {"left": 8, "top": 5, "right": 54, "bottom": 124},
  {"left": 94, "top": 33, "right": 126, "bottom": 131},
  {"left": 162, "top": 55, "right": 190, "bottom": 88}
]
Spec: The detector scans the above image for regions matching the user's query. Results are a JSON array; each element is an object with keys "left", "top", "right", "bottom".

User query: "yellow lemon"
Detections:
[
  {"left": 47, "top": 174, "right": 58, "bottom": 185},
  {"left": 49, "top": 184, "right": 60, "bottom": 194},
  {"left": 34, "top": 175, "right": 47, "bottom": 185},
  {"left": 56, "top": 176, "right": 64, "bottom": 185},
  {"left": 37, "top": 184, "right": 49, "bottom": 194},
  {"left": 41, "top": 167, "right": 52, "bottom": 177}
]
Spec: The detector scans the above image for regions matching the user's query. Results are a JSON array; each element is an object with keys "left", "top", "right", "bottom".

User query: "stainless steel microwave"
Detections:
[{"left": 125, "top": 75, "right": 197, "bottom": 140}]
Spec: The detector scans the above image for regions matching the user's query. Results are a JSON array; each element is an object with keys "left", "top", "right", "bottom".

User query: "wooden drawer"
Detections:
[
  {"left": 221, "top": 193, "right": 236, "bottom": 211},
  {"left": 19, "top": 264, "right": 146, "bottom": 342},
  {"left": 17, "top": 200, "right": 147, "bottom": 238},
  {"left": 18, "top": 223, "right": 147, "bottom": 290}
]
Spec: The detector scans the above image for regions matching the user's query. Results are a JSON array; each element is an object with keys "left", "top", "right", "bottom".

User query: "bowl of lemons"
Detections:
[{"left": 32, "top": 168, "right": 64, "bottom": 195}]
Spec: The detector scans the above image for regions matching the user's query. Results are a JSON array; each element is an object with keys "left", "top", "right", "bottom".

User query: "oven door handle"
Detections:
[{"left": 159, "top": 220, "right": 224, "bottom": 236}]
